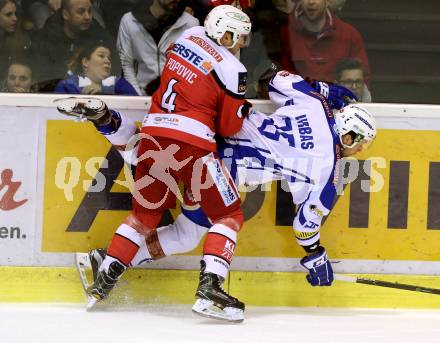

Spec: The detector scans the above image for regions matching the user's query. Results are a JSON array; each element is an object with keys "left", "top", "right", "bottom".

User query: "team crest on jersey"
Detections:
[{"left": 238, "top": 72, "right": 247, "bottom": 93}]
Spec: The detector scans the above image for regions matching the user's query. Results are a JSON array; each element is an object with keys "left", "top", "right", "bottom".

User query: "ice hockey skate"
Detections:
[
  {"left": 192, "top": 261, "right": 245, "bottom": 323},
  {"left": 53, "top": 97, "right": 111, "bottom": 124},
  {"left": 85, "top": 260, "right": 125, "bottom": 309},
  {"left": 75, "top": 249, "right": 123, "bottom": 311}
]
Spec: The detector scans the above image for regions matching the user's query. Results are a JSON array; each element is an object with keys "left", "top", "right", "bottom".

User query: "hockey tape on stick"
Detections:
[{"left": 334, "top": 273, "right": 440, "bottom": 295}]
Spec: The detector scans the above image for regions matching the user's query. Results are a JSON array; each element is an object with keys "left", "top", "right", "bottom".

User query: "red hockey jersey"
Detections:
[{"left": 142, "top": 26, "right": 248, "bottom": 152}]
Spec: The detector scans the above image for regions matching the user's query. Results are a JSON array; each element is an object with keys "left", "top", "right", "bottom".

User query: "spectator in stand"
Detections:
[
  {"left": 83, "top": 0, "right": 106, "bottom": 28},
  {"left": 241, "top": 33, "right": 274, "bottom": 98},
  {"left": 55, "top": 41, "right": 137, "bottom": 95},
  {"left": 239, "top": 0, "right": 289, "bottom": 98},
  {"left": 335, "top": 58, "right": 371, "bottom": 102},
  {"left": 0, "top": 0, "right": 32, "bottom": 77},
  {"left": 33, "top": 0, "right": 118, "bottom": 87},
  {"left": 22, "top": 0, "right": 104, "bottom": 30},
  {"left": 1, "top": 59, "right": 37, "bottom": 92},
  {"left": 100, "top": 0, "right": 141, "bottom": 37},
  {"left": 272, "top": 0, "right": 294, "bottom": 14},
  {"left": 21, "top": 0, "right": 61, "bottom": 29},
  {"left": 280, "top": 0, "right": 370, "bottom": 84},
  {"left": 117, "top": 0, "right": 198, "bottom": 95},
  {"left": 211, "top": 0, "right": 253, "bottom": 8},
  {"left": 328, "top": 0, "right": 346, "bottom": 15},
  {"left": 193, "top": 0, "right": 254, "bottom": 22}
]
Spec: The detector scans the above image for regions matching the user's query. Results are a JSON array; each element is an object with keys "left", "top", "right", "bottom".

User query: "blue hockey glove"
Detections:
[
  {"left": 300, "top": 246, "right": 334, "bottom": 286},
  {"left": 312, "top": 81, "right": 358, "bottom": 110}
]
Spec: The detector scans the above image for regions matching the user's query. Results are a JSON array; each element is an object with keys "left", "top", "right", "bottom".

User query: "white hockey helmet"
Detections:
[
  {"left": 204, "top": 5, "right": 252, "bottom": 49},
  {"left": 334, "top": 104, "right": 377, "bottom": 148}
]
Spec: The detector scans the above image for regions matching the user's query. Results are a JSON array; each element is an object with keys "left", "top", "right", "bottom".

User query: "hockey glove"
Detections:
[
  {"left": 312, "top": 81, "right": 358, "bottom": 111},
  {"left": 54, "top": 97, "right": 112, "bottom": 126},
  {"left": 300, "top": 246, "right": 334, "bottom": 286}
]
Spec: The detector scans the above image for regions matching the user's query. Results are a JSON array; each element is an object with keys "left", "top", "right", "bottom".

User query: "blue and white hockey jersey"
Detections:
[{"left": 219, "top": 71, "right": 342, "bottom": 250}]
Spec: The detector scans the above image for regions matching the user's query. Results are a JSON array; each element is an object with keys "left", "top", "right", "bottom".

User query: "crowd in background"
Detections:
[{"left": 0, "top": 0, "right": 371, "bottom": 101}]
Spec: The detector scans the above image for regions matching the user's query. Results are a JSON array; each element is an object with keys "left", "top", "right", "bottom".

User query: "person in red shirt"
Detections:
[
  {"left": 57, "top": 4, "right": 252, "bottom": 322},
  {"left": 209, "top": 0, "right": 253, "bottom": 9},
  {"left": 280, "top": 0, "right": 370, "bottom": 84}
]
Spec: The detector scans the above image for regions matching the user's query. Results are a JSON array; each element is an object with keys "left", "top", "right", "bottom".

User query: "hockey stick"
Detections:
[{"left": 334, "top": 273, "right": 440, "bottom": 295}]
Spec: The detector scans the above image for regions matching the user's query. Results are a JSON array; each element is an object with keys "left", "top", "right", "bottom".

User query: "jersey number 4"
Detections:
[
  {"left": 258, "top": 117, "right": 295, "bottom": 147},
  {"left": 161, "top": 79, "right": 178, "bottom": 112}
]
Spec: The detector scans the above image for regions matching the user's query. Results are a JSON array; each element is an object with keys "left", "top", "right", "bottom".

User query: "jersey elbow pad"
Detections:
[{"left": 293, "top": 203, "right": 325, "bottom": 252}]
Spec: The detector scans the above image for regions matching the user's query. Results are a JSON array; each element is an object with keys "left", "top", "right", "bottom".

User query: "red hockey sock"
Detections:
[
  {"left": 202, "top": 223, "right": 237, "bottom": 278},
  {"left": 107, "top": 224, "right": 143, "bottom": 266}
]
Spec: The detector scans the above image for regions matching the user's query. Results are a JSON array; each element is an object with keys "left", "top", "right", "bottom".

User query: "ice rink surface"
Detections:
[{"left": 1, "top": 303, "right": 440, "bottom": 343}]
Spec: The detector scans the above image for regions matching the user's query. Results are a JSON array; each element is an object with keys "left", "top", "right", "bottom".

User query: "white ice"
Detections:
[{"left": 1, "top": 303, "right": 440, "bottom": 343}]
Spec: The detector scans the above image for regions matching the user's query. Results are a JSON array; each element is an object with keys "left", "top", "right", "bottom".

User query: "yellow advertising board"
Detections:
[{"left": 43, "top": 120, "right": 440, "bottom": 262}]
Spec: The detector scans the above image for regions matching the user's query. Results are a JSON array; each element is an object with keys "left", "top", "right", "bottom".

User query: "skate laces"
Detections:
[
  {"left": 219, "top": 282, "right": 237, "bottom": 301},
  {"left": 205, "top": 273, "right": 240, "bottom": 303}
]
